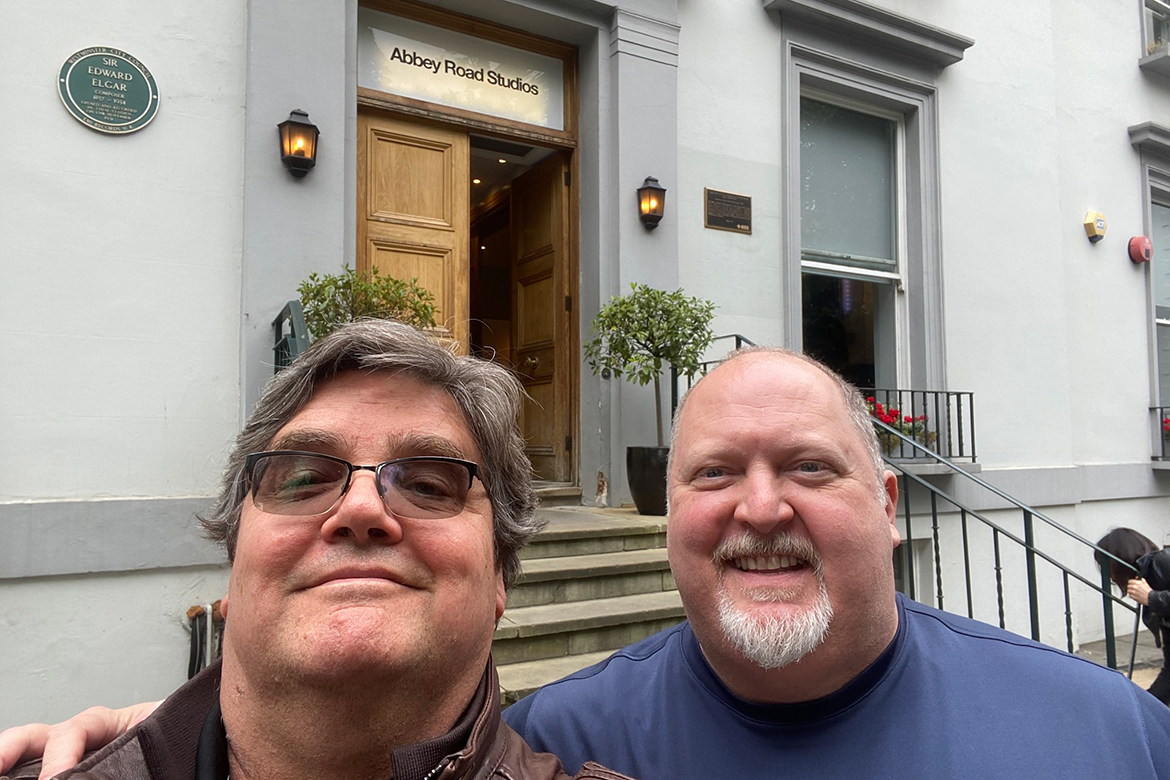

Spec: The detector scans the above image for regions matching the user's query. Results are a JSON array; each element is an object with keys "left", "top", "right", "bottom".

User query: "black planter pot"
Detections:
[{"left": 627, "top": 445, "right": 669, "bottom": 516}]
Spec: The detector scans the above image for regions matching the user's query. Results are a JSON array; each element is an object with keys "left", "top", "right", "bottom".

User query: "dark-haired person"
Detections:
[
  {"left": 1096, "top": 527, "right": 1170, "bottom": 705},
  {"left": 0, "top": 319, "right": 634, "bottom": 780}
]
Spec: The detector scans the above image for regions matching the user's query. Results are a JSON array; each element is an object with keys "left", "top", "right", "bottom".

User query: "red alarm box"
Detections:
[{"left": 1130, "top": 236, "right": 1153, "bottom": 264}]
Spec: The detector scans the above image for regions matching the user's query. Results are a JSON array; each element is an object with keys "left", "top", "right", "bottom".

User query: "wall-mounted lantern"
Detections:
[
  {"left": 278, "top": 110, "right": 319, "bottom": 178},
  {"left": 638, "top": 176, "right": 666, "bottom": 229}
]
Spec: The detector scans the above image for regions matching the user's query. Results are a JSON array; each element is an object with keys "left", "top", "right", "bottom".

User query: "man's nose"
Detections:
[
  {"left": 319, "top": 470, "right": 404, "bottom": 544},
  {"left": 733, "top": 469, "right": 795, "bottom": 534}
]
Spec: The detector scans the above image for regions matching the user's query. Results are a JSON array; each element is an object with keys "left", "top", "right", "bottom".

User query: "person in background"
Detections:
[{"left": 1096, "top": 527, "right": 1170, "bottom": 705}]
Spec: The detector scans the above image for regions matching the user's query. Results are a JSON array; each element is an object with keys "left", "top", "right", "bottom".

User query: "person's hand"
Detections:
[
  {"left": 1127, "top": 577, "right": 1153, "bottom": 606},
  {"left": 0, "top": 702, "right": 160, "bottom": 779}
]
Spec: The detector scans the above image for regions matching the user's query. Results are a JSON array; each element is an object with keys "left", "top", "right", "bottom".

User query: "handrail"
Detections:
[
  {"left": 876, "top": 419, "right": 1142, "bottom": 673},
  {"left": 875, "top": 421, "right": 1136, "bottom": 563}
]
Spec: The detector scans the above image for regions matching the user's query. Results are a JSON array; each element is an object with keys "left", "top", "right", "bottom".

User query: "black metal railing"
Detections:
[
  {"left": 861, "top": 388, "right": 977, "bottom": 462},
  {"left": 879, "top": 421, "right": 1142, "bottom": 673},
  {"left": 273, "top": 300, "right": 310, "bottom": 372},
  {"left": 1154, "top": 406, "right": 1170, "bottom": 460},
  {"left": 670, "top": 334, "right": 756, "bottom": 412}
]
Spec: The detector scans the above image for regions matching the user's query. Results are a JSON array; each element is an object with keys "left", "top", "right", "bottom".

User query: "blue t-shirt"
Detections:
[{"left": 505, "top": 594, "right": 1170, "bottom": 779}]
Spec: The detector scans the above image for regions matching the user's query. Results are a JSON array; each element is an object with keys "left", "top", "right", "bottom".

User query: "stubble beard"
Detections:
[{"left": 714, "top": 530, "right": 834, "bottom": 671}]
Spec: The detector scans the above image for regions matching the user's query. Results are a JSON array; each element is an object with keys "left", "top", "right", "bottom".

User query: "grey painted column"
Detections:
[
  {"left": 605, "top": 7, "right": 681, "bottom": 504},
  {"left": 240, "top": 0, "right": 358, "bottom": 417}
]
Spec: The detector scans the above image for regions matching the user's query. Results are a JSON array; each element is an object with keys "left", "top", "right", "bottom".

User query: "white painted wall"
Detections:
[
  {"left": 0, "top": 0, "right": 246, "bottom": 502},
  {"left": 0, "top": 565, "right": 231, "bottom": 729},
  {"left": 676, "top": 0, "right": 785, "bottom": 346},
  {"left": 0, "top": 0, "right": 245, "bottom": 730}
]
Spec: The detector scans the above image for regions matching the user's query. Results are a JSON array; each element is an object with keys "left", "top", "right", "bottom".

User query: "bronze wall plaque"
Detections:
[{"left": 704, "top": 188, "right": 751, "bottom": 234}]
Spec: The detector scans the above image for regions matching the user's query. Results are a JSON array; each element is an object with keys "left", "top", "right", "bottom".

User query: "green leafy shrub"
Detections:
[
  {"left": 297, "top": 265, "right": 437, "bottom": 340},
  {"left": 584, "top": 283, "right": 716, "bottom": 446}
]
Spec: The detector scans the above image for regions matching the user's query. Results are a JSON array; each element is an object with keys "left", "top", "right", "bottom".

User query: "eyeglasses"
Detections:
[{"left": 244, "top": 450, "right": 480, "bottom": 520}]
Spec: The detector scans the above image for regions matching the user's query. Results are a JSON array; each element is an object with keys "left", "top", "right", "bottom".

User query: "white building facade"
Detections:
[{"left": 4, "top": 0, "right": 1170, "bottom": 725}]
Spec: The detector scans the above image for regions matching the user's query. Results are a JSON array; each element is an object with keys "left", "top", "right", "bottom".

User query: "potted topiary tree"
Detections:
[
  {"left": 297, "top": 264, "right": 437, "bottom": 339},
  {"left": 584, "top": 283, "right": 715, "bottom": 515}
]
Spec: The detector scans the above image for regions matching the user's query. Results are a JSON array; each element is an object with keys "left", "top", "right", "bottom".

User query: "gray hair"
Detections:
[
  {"left": 669, "top": 346, "right": 887, "bottom": 503},
  {"left": 201, "top": 319, "right": 542, "bottom": 588}
]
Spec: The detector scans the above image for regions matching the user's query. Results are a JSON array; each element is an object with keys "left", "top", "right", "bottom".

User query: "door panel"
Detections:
[
  {"left": 358, "top": 110, "right": 469, "bottom": 350},
  {"left": 511, "top": 154, "right": 571, "bottom": 481}
]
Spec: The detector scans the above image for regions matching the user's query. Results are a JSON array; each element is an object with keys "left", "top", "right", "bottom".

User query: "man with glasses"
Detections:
[{"left": 0, "top": 319, "right": 630, "bottom": 780}]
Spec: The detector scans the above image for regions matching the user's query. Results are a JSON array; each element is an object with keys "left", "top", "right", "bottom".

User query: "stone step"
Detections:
[
  {"left": 498, "top": 649, "right": 616, "bottom": 708},
  {"left": 492, "top": 590, "right": 685, "bottom": 666},
  {"left": 533, "top": 482, "right": 583, "bottom": 508},
  {"left": 522, "top": 508, "right": 667, "bottom": 560},
  {"left": 508, "top": 548, "right": 675, "bottom": 608}
]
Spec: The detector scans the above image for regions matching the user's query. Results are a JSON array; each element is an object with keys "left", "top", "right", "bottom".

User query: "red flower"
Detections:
[{"left": 903, "top": 415, "right": 913, "bottom": 423}]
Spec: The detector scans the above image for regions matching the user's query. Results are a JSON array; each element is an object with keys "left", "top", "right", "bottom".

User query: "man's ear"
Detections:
[
  {"left": 883, "top": 470, "right": 900, "bottom": 548},
  {"left": 495, "top": 570, "right": 507, "bottom": 623},
  {"left": 220, "top": 592, "right": 229, "bottom": 619}
]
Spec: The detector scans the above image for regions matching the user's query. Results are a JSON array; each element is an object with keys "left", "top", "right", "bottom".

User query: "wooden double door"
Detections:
[{"left": 357, "top": 109, "right": 575, "bottom": 482}]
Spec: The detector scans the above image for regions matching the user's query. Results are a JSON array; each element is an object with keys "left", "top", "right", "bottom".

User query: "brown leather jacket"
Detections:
[{"left": 3, "top": 662, "right": 632, "bottom": 780}]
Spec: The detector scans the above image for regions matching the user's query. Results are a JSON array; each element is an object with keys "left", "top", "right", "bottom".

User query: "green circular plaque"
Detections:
[{"left": 58, "top": 47, "right": 159, "bottom": 134}]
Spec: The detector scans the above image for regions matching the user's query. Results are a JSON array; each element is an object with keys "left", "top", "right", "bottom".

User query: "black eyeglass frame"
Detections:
[{"left": 243, "top": 450, "right": 481, "bottom": 518}]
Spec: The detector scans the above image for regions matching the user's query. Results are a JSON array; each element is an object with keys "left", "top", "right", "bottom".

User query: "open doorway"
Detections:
[
  {"left": 467, "top": 133, "right": 574, "bottom": 484},
  {"left": 467, "top": 134, "right": 553, "bottom": 362}
]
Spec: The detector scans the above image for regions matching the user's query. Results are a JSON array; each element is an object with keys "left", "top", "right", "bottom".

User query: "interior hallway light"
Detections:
[
  {"left": 278, "top": 109, "right": 319, "bottom": 178},
  {"left": 638, "top": 176, "right": 666, "bottom": 230}
]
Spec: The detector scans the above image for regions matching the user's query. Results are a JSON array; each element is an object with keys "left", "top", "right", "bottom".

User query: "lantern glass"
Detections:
[
  {"left": 637, "top": 176, "right": 666, "bottom": 228},
  {"left": 278, "top": 110, "right": 320, "bottom": 177}
]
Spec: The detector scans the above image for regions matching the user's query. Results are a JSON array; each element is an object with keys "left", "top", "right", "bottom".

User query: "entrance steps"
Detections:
[{"left": 494, "top": 507, "right": 684, "bottom": 706}]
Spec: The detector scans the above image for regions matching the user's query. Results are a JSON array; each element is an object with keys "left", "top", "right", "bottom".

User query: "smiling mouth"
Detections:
[
  {"left": 714, "top": 529, "right": 823, "bottom": 578},
  {"left": 306, "top": 567, "right": 417, "bottom": 590},
  {"left": 732, "top": 555, "right": 808, "bottom": 573}
]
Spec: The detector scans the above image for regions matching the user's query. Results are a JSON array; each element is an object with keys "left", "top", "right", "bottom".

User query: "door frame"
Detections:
[{"left": 356, "top": 0, "right": 581, "bottom": 485}]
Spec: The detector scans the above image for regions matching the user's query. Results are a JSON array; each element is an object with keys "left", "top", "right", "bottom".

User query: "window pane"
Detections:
[
  {"left": 1145, "top": 4, "right": 1170, "bottom": 54},
  {"left": 802, "top": 273, "right": 895, "bottom": 388},
  {"left": 1153, "top": 202, "right": 1170, "bottom": 318},
  {"left": 800, "top": 97, "right": 896, "bottom": 268},
  {"left": 1158, "top": 324, "right": 1170, "bottom": 407}
]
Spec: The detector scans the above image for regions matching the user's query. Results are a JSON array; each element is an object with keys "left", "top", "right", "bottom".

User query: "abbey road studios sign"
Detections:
[
  {"left": 58, "top": 47, "right": 159, "bottom": 133},
  {"left": 358, "top": 7, "right": 564, "bottom": 130},
  {"left": 704, "top": 188, "right": 752, "bottom": 234}
]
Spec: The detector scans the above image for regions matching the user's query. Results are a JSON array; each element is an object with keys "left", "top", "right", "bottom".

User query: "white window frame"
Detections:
[
  {"left": 1144, "top": 165, "right": 1170, "bottom": 405},
  {"left": 1143, "top": 0, "right": 1170, "bottom": 55},
  {"left": 782, "top": 42, "right": 946, "bottom": 392},
  {"left": 798, "top": 89, "right": 909, "bottom": 387}
]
